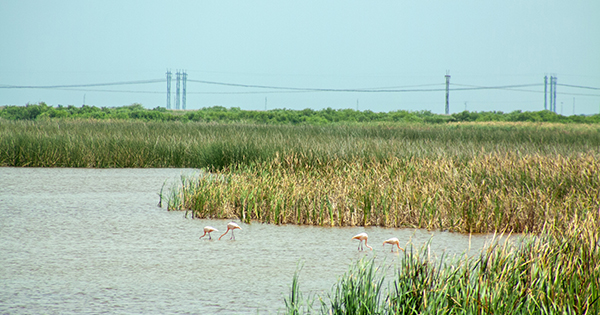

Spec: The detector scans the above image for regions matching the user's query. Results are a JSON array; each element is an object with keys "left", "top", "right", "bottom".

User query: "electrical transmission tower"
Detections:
[
  {"left": 552, "top": 76, "right": 557, "bottom": 113},
  {"left": 175, "top": 71, "right": 181, "bottom": 110},
  {"left": 549, "top": 76, "right": 554, "bottom": 112},
  {"left": 166, "top": 70, "right": 172, "bottom": 109},
  {"left": 445, "top": 72, "right": 451, "bottom": 115},
  {"left": 182, "top": 70, "right": 187, "bottom": 110},
  {"left": 544, "top": 75, "right": 548, "bottom": 110},
  {"left": 547, "top": 75, "right": 557, "bottom": 113}
]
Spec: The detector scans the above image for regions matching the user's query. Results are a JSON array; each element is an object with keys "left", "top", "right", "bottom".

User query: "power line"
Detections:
[
  {"left": 187, "top": 79, "right": 447, "bottom": 92},
  {"left": 188, "top": 90, "right": 314, "bottom": 95},
  {"left": 557, "top": 83, "right": 600, "bottom": 90},
  {"left": 451, "top": 83, "right": 543, "bottom": 92},
  {"left": 2, "top": 77, "right": 598, "bottom": 98},
  {"left": 48, "top": 88, "right": 165, "bottom": 94},
  {"left": 29, "top": 85, "right": 598, "bottom": 97},
  {"left": 0, "top": 79, "right": 164, "bottom": 89},
  {"left": 554, "top": 91, "right": 600, "bottom": 97},
  {"left": 188, "top": 79, "right": 552, "bottom": 94}
]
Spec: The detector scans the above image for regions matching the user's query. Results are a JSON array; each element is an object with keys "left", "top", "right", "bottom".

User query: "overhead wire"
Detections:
[
  {"left": 187, "top": 84, "right": 443, "bottom": 94},
  {"left": 186, "top": 79, "right": 447, "bottom": 92},
  {"left": 557, "top": 83, "right": 600, "bottom": 90},
  {"left": 1, "top": 78, "right": 598, "bottom": 97},
  {"left": 52, "top": 88, "right": 164, "bottom": 94},
  {"left": 450, "top": 83, "right": 543, "bottom": 93},
  {"left": 0, "top": 79, "right": 164, "bottom": 89}
]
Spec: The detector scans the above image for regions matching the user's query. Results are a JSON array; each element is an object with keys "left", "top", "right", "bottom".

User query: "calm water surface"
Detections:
[{"left": 1, "top": 168, "right": 498, "bottom": 314}]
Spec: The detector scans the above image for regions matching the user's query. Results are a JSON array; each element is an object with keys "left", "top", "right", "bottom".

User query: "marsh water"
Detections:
[{"left": 1, "top": 168, "right": 500, "bottom": 314}]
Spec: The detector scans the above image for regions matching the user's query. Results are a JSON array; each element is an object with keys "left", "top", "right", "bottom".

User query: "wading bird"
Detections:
[
  {"left": 383, "top": 237, "right": 405, "bottom": 252},
  {"left": 219, "top": 222, "right": 242, "bottom": 240},
  {"left": 199, "top": 226, "right": 218, "bottom": 240},
  {"left": 352, "top": 232, "right": 373, "bottom": 251}
]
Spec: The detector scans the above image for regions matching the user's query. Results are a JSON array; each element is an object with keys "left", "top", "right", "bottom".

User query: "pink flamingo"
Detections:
[
  {"left": 219, "top": 222, "right": 242, "bottom": 240},
  {"left": 352, "top": 232, "right": 373, "bottom": 251},
  {"left": 199, "top": 226, "right": 218, "bottom": 240},
  {"left": 383, "top": 237, "right": 405, "bottom": 252}
]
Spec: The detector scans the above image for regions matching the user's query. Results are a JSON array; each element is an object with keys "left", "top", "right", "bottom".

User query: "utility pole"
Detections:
[
  {"left": 544, "top": 75, "right": 548, "bottom": 110},
  {"left": 445, "top": 71, "right": 451, "bottom": 115},
  {"left": 175, "top": 70, "right": 181, "bottom": 110},
  {"left": 549, "top": 75, "right": 555, "bottom": 112},
  {"left": 549, "top": 76, "right": 553, "bottom": 112},
  {"left": 166, "top": 70, "right": 172, "bottom": 109},
  {"left": 265, "top": 97, "right": 267, "bottom": 111},
  {"left": 552, "top": 77, "right": 562, "bottom": 115},
  {"left": 182, "top": 70, "right": 187, "bottom": 110}
]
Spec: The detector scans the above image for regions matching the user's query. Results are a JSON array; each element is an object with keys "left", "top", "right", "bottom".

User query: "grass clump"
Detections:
[{"left": 284, "top": 213, "right": 600, "bottom": 314}]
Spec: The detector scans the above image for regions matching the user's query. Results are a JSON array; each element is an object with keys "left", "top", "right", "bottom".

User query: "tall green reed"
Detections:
[
  {"left": 171, "top": 153, "right": 599, "bottom": 233},
  {"left": 285, "top": 213, "right": 600, "bottom": 314},
  {"left": 2, "top": 119, "right": 599, "bottom": 168}
]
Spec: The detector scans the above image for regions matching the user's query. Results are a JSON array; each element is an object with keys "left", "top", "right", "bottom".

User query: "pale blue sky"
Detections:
[{"left": 1, "top": 1, "right": 599, "bottom": 114}]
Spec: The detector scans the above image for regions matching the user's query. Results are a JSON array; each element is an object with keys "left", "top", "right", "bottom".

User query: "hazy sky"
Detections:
[{"left": 1, "top": 1, "right": 599, "bottom": 114}]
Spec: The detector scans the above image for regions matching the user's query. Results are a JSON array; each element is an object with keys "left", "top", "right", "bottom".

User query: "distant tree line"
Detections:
[{"left": 1, "top": 102, "right": 599, "bottom": 124}]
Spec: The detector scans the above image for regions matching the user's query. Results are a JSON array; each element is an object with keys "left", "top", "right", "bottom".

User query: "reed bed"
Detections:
[
  {"left": 0, "top": 119, "right": 276, "bottom": 168},
  {"left": 3, "top": 119, "right": 599, "bottom": 233},
  {"left": 284, "top": 213, "right": 600, "bottom": 314},
  {"left": 169, "top": 152, "right": 599, "bottom": 233},
  {"left": 151, "top": 119, "right": 598, "bottom": 233},
  {"left": 1, "top": 119, "right": 599, "bottom": 169},
  {"left": 3, "top": 118, "right": 597, "bottom": 312}
]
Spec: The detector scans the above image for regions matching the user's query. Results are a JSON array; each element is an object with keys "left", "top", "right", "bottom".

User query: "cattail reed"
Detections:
[
  {"left": 170, "top": 152, "right": 599, "bottom": 233},
  {"left": 284, "top": 213, "right": 600, "bottom": 314},
  {"left": 2, "top": 119, "right": 599, "bottom": 169}
]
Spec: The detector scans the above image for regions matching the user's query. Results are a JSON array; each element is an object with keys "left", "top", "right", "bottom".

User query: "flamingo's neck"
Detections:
[{"left": 218, "top": 229, "right": 230, "bottom": 240}]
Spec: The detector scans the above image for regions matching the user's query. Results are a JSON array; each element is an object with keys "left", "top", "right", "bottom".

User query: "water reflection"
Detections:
[{"left": 0, "top": 168, "right": 503, "bottom": 314}]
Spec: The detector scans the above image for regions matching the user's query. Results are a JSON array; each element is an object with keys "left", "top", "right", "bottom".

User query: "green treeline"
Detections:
[{"left": 2, "top": 102, "right": 600, "bottom": 124}]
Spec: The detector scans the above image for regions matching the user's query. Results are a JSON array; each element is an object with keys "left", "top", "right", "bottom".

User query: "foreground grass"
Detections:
[{"left": 284, "top": 213, "right": 600, "bottom": 314}]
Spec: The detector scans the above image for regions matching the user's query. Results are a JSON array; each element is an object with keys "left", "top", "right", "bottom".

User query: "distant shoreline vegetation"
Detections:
[
  {"left": 1, "top": 102, "right": 600, "bottom": 124},
  {"left": 2, "top": 102, "right": 598, "bottom": 233}
]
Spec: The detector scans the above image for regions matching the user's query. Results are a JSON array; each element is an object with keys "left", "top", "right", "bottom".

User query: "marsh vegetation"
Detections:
[
  {"left": 2, "top": 112, "right": 598, "bottom": 314},
  {"left": 284, "top": 213, "right": 600, "bottom": 314},
  {"left": 2, "top": 118, "right": 598, "bottom": 233}
]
